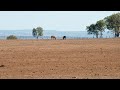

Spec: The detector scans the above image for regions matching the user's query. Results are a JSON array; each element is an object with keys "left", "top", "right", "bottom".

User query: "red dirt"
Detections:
[{"left": 0, "top": 38, "right": 120, "bottom": 79}]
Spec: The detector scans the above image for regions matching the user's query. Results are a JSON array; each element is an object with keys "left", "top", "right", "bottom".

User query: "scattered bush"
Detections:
[{"left": 6, "top": 35, "right": 17, "bottom": 40}]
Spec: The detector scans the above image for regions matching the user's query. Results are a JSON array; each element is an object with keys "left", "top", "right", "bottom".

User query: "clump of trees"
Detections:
[
  {"left": 86, "top": 12, "right": 120, "bottom": 38},
  {"left": 32, "top": 26, "right": 43, "bottom": 39},
  {"left": 105, "top": 13, "right": 120, "bottom": 37},
  {"left": 6, "top": 35, "right": 17, "bottom": 40}
]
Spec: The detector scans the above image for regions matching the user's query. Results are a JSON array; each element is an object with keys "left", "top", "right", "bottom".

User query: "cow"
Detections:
[
  {"left": 63, "top": 36, "right": 66, "bottom": 40},
  {"left": 51, "top": 36, "right": 56, "bottom": 40}
]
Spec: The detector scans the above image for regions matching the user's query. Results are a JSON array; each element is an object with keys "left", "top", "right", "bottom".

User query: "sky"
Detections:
[{"left": 0, "top": 11, "right": 119, "bottom": 31}]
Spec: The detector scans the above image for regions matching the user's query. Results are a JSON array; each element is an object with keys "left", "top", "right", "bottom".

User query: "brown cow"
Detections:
[{"left": 51, "top": 36, "right": 56, "bottom": 40}]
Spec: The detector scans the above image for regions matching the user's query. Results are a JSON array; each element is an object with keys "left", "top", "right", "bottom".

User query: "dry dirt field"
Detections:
[{"left": 0, "top": 38, "right": 120, "bottom": 79}]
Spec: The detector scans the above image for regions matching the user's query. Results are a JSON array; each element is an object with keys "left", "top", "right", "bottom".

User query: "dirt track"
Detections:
[{"left": 0, "top": 38, "right": 120, "bottom": 79}]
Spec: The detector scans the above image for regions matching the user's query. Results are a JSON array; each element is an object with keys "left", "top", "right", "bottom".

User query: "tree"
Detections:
[
  {"left": 86, "top": 24, "right": 99, "bottom": 38},
  {"left": 32, "top": 27, "right": 43, "bottom": 39},
  {"left": 104, "top": 13, "right": 120, "bottom": 37},
  {"left": 96, "top": 20, "right": 106, "bottom": 38}
]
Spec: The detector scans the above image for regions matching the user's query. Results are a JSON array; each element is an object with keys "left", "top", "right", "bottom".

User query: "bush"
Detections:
[{"left": 6, "top": 35, "right": 17, "bottom": 40}]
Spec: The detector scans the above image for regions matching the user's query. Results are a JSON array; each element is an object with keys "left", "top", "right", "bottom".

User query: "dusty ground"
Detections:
[{"left": 0, "top": 38, "right": 120, "bottom": 79}]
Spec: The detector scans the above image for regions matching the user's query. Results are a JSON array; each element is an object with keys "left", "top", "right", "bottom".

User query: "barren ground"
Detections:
[{"left": 0, "top": 38, "right": 120, "bottom": 79}]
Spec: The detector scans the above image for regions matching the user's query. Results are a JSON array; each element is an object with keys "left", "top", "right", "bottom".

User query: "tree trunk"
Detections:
[
  {"left": 116, "top": 32, "right": 119, "bottom": 37},
  {"left": 37, "top": 36, "right": 38, "bottom": 39},
  {"left": 115, "top": 32, "right": 119, "bottom": 37},
  {"left": 96, "top": 34, "right": 98, "bottom": 38},
  {"left": 100, "top": 31, "right": 103, "bottom": 38},
  {"left": 114, "top": 26, "right": 119, "bottom": 37},
  {"left": 117, "top": 26, "right": 119, "bottom": 37},
  {"left": 115, "top": 32, "right": 117, "bottom": 37}
]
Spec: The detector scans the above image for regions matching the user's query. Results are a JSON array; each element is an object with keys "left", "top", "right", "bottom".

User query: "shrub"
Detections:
[{"left": 6, "top": 35, "right": 17, "bottom": 40}]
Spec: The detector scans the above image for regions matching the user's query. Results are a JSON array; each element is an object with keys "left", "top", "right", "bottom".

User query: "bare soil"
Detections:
[{"left": 0, "top": 38, "right": 120, "bottom": 79}]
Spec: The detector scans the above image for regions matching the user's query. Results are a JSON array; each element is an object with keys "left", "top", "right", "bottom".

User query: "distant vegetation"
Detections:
[
  {"left": 32, "top": 26, "right": 43, "bottom": 39},
  {"left": 86, "top": 12, "right": 120, "bottom": 38},
  {"left": 6, "top": 35, "right": 17, "bottom": 40}
]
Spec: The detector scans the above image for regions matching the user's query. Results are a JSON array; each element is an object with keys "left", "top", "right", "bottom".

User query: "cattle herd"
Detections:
[{"left": 51, "top": 36, "right": 66, "bottom": 40}]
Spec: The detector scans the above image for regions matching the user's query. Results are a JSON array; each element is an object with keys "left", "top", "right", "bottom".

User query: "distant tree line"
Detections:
[{"left": 86, "top": 12, "right": 120, "bottom": 38}]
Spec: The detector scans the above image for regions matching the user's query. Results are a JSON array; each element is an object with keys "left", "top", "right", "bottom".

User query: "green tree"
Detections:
[
  {"left": 96, "top": 20, "right": 106, "bottom": 38},
  {"left": 104, "top": 13, "right": 120, "bottom": 37},
  {"left": 32, "top": 27, "right": 43, "bottom": 39},
  {"left": 86, "top": 24, "right": 99, "bottom": 38}
]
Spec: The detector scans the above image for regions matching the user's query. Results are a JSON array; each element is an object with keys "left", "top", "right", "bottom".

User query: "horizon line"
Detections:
[{"left": 0, "top": 29, "right": 86, "bottom": 31}]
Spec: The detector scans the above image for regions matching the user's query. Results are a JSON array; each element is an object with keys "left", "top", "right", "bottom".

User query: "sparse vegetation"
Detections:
[{"left": 6, "top": 35, "right": 17, "bottom": 40}]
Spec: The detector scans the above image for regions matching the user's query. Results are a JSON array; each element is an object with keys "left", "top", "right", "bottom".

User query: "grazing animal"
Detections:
[
  {"left": 63, "top": 36, "right": 66, "bottom": 40},
  {"left": 51, "top": 36, "right": 56, "bottom": 40}
]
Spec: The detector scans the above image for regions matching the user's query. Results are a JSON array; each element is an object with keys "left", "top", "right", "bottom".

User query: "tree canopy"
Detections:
[
  {"left": 96, "top": 20, "right": 106, "bottom": 38},
  {"left": 32, "top": 27, "right": 43, "bottom": 39},
  {"left": 86, "top": 24, "right": 99, "bottom": 38},
  {"left": 104, "top": 13, "right": 120, "bottom": 37}
]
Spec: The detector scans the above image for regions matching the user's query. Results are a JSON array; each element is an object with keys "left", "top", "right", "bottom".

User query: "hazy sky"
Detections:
[{"left": 0, "top": 11, "right": 119, "bottom": 31}]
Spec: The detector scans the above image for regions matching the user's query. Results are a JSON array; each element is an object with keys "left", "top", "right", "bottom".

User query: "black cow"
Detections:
[{"left": 63, "top": 36, "right": 66, "bottom": 40}]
